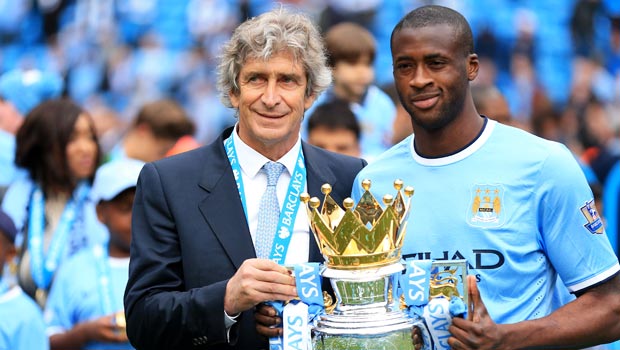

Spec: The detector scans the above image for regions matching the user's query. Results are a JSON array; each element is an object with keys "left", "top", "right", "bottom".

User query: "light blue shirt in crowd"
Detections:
[
  {"left": 0, "top": 285, "right": 49, "bottom": 350},
  {"left": 44, "top": 246, "right": 133, "bottom": 349}
]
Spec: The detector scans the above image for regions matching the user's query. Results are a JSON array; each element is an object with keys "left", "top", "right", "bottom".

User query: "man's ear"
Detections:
[
  {"left": 467, "top": 53, "right": 479, "bottom": 82},
  {"left": 304, "top": 93, "right": 317, "bottom": 111},
  {"left": 229, "top": 91, "right": 240, "bottom": 109}
]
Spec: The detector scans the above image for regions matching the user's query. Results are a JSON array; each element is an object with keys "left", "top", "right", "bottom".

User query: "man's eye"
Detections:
[
  {"left": 247, "top": 76, "right": 265, "bottom": 83},
  {"left": 281, "top": 77, "right": 297, "bottom": 85},
  {"left": 395, "top": 63, "right": 413, "bottom": 74},
  {"left": 429, "top": 60, "right": 445, "bottom": 68}
]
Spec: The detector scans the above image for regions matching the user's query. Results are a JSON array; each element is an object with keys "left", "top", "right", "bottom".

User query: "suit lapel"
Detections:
[
  {"left": 197, "top": 129, "right": 256, "bottom": 270},
  {"left": 303, "top": 142, "right": 338, "bottom": 199},
  {"left": 302, "top": 142, "right": 339, "bottom": 263}
]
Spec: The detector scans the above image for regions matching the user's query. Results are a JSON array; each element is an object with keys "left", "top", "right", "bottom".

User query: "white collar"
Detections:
[
  {"left": 231, "top": 124, "right": 302, "bottom": 178},
  {"left": 410, "top": 119, "right": 496, "bottom": 166}
]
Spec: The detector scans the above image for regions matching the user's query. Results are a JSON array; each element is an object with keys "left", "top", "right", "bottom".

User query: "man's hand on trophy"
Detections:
[
  {"left": 448, "top": 276, "right": 504, "bottom": 349},
  {"left": 224, "top": 259, "right": 297, "bottom": 315},
  {"left": 411, "top": 326, "right": 424, "bottom": 350},
  {"left": 255, "top": 303, "right": 282, "bottom": 339}
]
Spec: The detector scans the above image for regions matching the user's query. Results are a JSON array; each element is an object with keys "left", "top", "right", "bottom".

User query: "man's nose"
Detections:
[
  {"left": 261, "top": 80, "right": 281, "bottom": 108},
  {"left": 409, "top": 66, "right": 432, "bottom": 89}
]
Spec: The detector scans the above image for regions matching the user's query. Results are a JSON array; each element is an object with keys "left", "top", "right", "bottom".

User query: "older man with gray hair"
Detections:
[{"left": 124, "top": 8, "right": 366, "bottom": 350}]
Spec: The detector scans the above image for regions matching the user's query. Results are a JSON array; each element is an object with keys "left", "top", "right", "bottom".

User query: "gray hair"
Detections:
[{"left": 216, "top": 8, "right": 332, "bottom": 108}]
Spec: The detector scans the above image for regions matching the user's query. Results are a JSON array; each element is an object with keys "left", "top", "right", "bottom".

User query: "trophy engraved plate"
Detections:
[{"left": 299, "top": 180, "right": 468, "bottom": 350}]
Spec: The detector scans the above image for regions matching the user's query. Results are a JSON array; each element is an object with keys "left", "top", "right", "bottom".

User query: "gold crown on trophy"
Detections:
[{"left": 300, "top": 179, "right": 414, "bottom": 270}]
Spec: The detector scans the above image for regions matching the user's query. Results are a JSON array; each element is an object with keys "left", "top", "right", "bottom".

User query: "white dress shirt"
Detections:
[{"left": 230, "top": 128, "right": 310, "bottom": 265}]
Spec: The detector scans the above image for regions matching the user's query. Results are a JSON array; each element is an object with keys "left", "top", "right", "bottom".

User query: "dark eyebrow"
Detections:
[
  {"left": 280, "top": 72, "right": 303, "bottom": 81},
  {"left": 394, "top": 55, "right": 412, "bottom": 62},
  {"left": 423, "top": 53, "right": 444, "bottom": 60},
  {"left": 242, "top": 70, "right": 263, "bottom": 77}
]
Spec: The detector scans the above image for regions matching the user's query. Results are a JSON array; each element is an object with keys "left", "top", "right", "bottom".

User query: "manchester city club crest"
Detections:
[
  {"left": 580, "top": 199, "right": 604, "bottom": 234},
  {"left": 467, "top": 184, "right": 505, "bottom": 228}
]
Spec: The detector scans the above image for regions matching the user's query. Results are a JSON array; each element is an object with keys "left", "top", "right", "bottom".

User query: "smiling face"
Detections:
[
  {"left": 391, "top": 24, "right": 478, "bottom": 132},
  {"left": 230, "top": 51, "right": 316, "bottom": 160},
  {"left": 66, "top": 114, "right": 98, "bottom": 181}
]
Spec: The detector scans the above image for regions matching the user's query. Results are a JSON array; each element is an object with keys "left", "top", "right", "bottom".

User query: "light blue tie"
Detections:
[{"left": 255, "top": 161, "right": 285, "bottom": 259}]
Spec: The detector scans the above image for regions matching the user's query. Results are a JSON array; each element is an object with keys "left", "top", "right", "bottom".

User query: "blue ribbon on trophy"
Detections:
[
  {"left": 401, "top": 259, "right": 432, "bottom": 308},
  {"left": 401, "top": 259, "right": 434, "bottom": 350},
  {"left": 270, "top": 262, "right": 324, "bottom": 350},
  {"left": 293, "top": 263, "right": 324, "bottom": 320},
  {"left": 401, "top": 259, "right": 468, "bottom": 350}
]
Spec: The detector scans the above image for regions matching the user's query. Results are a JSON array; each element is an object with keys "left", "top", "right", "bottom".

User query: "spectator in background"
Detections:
[
  {"left": 1, "top": 99, "right": 108, "bottom": 307},
  {"left": 44, "top": 158, "right": 143, "bottom": 350},
  {"left": 0, "top": 69, "right": 64, "bottom": 196},
  {"left": 107, "top": 99, "right": 196, "bottom": 162},
  {"left": 307, "top": 99, "right": 361, "bottom": 157},
  {"left": 579, "top": 97, "right": 619, "bottom": 184},
  {"left": 0, "top": 209, "right": 48, "bottom": 350},
  {"left": 471, "top": 84, "right": 515, "bottom": 127},
  {"left": 390, "top": 101, "right": 414, "bottom": 145},
  {"left": 304, "top": 21, "right": 396, "bottom": 161},
  {"left": 382, "top": 84, "right": 414, "bottom": 145},
  {"left": 164, "top": 134, "right": 202, "bottom": 158}
]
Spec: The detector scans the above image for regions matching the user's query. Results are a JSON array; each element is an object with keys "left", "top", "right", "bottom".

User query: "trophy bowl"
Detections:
[{"left": 311, "top": 262, "right": 418, "bottom": 350}]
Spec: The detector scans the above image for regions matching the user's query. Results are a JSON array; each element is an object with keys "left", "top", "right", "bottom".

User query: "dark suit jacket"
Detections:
[{"left": 124, "top": 128, "right": 367, "bottom": 349}]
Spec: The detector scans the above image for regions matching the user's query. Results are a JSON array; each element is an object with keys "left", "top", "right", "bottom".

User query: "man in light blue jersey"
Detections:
[{"left": 353, "top": 5, "right": 620, "bottom": 349}]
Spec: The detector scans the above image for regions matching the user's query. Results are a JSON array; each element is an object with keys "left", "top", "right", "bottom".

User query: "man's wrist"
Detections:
[{"left": 224, "top": 310, "right": 239, "bottom": 328}]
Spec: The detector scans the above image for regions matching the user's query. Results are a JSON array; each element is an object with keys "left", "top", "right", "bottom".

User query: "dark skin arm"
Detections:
[
  {"left": 449, "top": 274, "right": 620, "bottom": 350},
  {"left": 49, "top": 314, "right": 128, "bottom": 350}
]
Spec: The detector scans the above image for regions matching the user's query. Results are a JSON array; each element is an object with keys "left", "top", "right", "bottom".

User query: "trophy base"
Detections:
[
  {"left": 310, "top": 262, "right": 422, "bottom": 349},
  {"left": 312, "top": 321, "right": 416, "bottom": 350},
  {"left": 312, "top": 331, "right": 415, "bottom": 350},
  {"left": 311, "top": 308, "right": 419, "bottom": 350}
]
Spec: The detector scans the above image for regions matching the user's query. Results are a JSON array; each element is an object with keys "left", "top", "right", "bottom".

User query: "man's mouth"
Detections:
[{"left": 411, "top": 93, "right": 440, "bottom": 109}]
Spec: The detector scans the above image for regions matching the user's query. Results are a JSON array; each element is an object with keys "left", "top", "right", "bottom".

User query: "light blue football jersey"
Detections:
[
  {"left": 0, "top": 285, "right": 49, "bottom": 350},
  {"left": 352, "top": 119, "right": 620, "bottom": 324},
  {"left": 44, "top": 246, "right": 132, "bottom": 349}
]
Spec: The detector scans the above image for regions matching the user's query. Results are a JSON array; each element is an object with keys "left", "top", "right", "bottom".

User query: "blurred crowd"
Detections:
[
  {"left": 0, "top": 0, "right": 620, "bottom": 348},
  {"left": 0, "top": 0, "right": 614, "bottom": 146},
  {"left": 0, "top": 0, "right": 618, "bottom": 247}
]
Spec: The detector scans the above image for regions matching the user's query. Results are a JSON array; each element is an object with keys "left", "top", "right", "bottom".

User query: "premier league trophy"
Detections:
[{"left": 292, "top": 179, "right": 468, "bottom": 350}]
